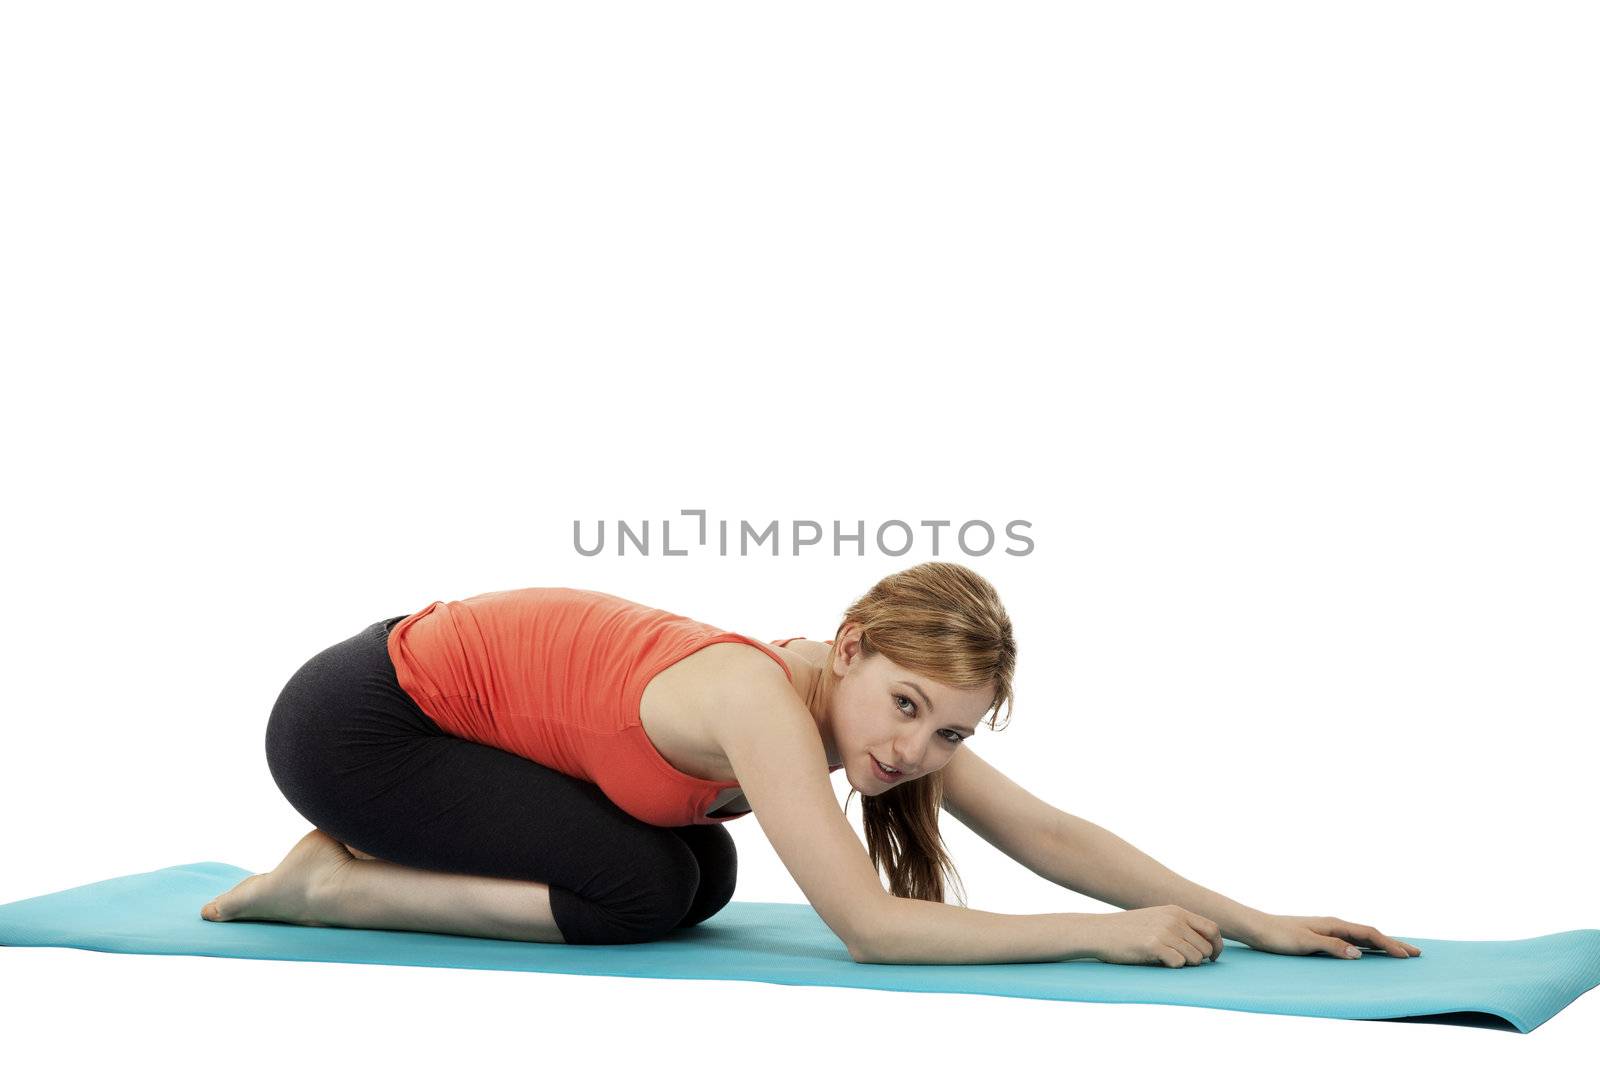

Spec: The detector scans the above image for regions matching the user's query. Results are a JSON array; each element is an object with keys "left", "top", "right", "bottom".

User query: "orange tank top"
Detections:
[{"left": 385, "top": 587, "right": 834, "bottom": 827}]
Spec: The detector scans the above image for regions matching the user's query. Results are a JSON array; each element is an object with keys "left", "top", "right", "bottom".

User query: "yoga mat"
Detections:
[{"left": 2, "top": 862, "right": 1597, "bottom": 1034}]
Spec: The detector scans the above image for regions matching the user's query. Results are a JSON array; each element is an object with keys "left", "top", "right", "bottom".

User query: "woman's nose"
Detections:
[{"left": 893, "top": 741, "right": 927, "bottom": 773}]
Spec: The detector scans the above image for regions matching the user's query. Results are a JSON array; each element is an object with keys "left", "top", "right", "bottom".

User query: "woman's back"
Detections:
[{"left": 386, "top": 586, "right": 811, "bottom": 826}]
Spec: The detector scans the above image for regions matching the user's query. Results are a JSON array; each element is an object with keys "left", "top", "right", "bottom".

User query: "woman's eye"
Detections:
[{"left": 896, "top": 695, "right": 962, "bottom": 744}]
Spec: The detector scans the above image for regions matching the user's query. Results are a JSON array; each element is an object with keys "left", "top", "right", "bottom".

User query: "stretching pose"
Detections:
[{"left": 203, "top": 562, "right": 1419, "bottom": 966}]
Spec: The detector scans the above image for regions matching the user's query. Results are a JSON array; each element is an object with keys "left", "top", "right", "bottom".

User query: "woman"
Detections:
[{"left": 203, "top": 562, "right": 1420, "bottom": 966}]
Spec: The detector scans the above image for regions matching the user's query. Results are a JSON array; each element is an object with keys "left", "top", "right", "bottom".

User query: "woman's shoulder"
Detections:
[
  {"left": 694, "top": 638, "right": 803, "bottom": 684},
  {"left": 675, "top": 641, "right": 807, "bottom": 731},
  {"left": 777, "top": 637, "right": 832, "bottom": 661}
]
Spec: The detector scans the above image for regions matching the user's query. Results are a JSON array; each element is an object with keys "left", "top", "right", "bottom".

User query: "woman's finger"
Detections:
[
  {"left": 1187, "top": 915, "right": 1224, "bottom": 959},
  {"left": 1320, "top": 935, "right": 1362, "bottom": 958},
  {"left": 1178, "top": 925, "right": 1216, "bottom": 962},
  {"left": 1335, "top": 920, "right": 1414, "bottom": 958}
]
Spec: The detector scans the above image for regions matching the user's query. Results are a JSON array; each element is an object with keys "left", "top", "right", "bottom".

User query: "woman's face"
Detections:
[{"left": 826, "top": 624, "right": 995, "bottom": 794}]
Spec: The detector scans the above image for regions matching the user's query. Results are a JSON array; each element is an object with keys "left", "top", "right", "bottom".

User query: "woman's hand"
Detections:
[
  {"left": 1240, "top": 914, "right": 1422, "bottom": 959},
  {"left": 1089, "top": 905, "right": 1226, "bottom": 967}
]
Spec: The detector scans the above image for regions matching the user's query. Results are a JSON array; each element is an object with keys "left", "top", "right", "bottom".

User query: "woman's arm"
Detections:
[
  {"left": 1040, "top": 811, "right": 1270, "bottom": 943},
  {"left": 940, "top": 746, "right": 1270, "bottom": 943}
]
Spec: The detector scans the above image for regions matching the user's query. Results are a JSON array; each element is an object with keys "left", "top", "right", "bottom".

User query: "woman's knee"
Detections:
[
  {"left": 674, "top": 826, "right": 737, "bottom": 928},
  {"left": 553, "top": 835, "right": 705, "bottom": 944}
]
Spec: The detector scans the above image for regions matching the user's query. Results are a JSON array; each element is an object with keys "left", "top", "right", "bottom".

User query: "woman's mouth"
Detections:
[{"left": 871, "top": 754, "right": 903, "bottom": 782}]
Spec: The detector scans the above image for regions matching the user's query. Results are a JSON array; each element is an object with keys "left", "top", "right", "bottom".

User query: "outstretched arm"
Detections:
[
  {"left": 939, "top": 745, "right": 1268, "bottom": 942},
  {"left": 1037, "top": 810, "right": 1271, "bottom": 943},
  {"left": 940, "top": 746, "right": 1419, "bottom": 958}
]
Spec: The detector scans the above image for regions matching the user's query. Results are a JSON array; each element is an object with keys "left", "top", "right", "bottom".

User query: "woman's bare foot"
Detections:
[{"left": 200, "top": 828, "right": 355, "bottom": 926}]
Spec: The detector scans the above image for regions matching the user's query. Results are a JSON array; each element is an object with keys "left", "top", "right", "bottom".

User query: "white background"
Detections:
[{"left": 2, "top": 0, "right": 1595, "bottom": 1060}]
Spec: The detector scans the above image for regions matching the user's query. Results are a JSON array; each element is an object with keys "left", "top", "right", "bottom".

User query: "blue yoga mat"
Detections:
[{"left": 3, "top": 862, "right": 1597, "bottom": 1033}]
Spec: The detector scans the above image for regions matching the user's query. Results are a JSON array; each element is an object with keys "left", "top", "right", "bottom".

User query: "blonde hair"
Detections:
[{"left": 828, "top": 561, "right": 1016, "bottom": 907}]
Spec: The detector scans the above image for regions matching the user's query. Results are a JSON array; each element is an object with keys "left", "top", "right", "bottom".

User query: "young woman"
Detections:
[{"left": 203, "top": 562, "right": 1419, "bottom": 967}]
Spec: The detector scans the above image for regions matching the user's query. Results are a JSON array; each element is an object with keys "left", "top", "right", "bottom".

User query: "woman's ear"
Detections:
[{"left": 833, "top": 624, "right": 867, "bottom": 668}]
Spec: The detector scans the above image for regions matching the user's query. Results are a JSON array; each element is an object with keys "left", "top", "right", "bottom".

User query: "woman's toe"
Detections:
[{"left": 203, "top": 874, "right": 264, "bottom": 921}]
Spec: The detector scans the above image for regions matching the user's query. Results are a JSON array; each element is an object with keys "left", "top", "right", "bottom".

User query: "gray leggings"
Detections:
[{"left": 263, "top": 615, "right": 737, "bottom": 945}]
